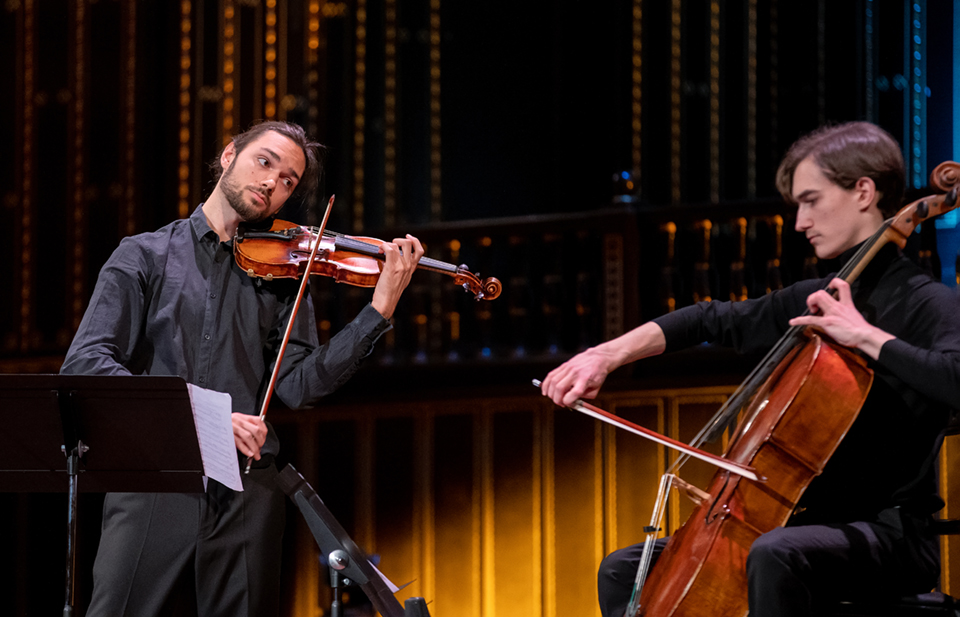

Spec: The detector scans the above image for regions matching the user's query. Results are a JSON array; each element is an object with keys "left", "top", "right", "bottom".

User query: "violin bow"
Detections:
[{"left": 244, "top": 195, "right": 335, "bottom": 474}]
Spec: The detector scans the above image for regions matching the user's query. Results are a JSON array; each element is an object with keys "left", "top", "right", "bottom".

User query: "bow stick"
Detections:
[
  {"left": 532, "top": 380, "right": 759, "bottom": 481},
  {"left": 243, "top": 195, "right": 336, "bottom": 474}
]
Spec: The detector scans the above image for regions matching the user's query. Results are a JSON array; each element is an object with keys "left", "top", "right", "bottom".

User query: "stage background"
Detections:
[{"left": 2, "top": 1, "right": 960, "bottom": 615}]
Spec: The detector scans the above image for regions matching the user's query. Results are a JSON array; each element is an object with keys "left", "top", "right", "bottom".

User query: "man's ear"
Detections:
[
  {"left": 220, "top": 141, "right": 237, "bottom": 170},
  {"left": 853, "top": 176, "right": 879, "bottom": 212}
]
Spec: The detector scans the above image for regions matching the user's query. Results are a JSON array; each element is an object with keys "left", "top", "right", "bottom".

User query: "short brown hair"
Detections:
[
  {"left": 210, "top": 120, "right": 327, "bottom": 205},
  {"left": 775, "top": 121, "right": 905, "bottom": 218}
]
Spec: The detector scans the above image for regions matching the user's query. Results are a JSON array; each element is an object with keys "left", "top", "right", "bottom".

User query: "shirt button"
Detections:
[
  {"left": 204, "top": 334, "right": 211, "bottom": 340},
  {"left": 199, "top": 377, "right": 206, "bottom": 383},
  {"left": 210, "top": 293, "right": 217, "bottom": 299}
]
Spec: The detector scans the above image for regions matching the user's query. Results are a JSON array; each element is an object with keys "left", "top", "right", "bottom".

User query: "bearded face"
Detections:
[
  {"left": 219, "top": 158, "right": 273, "bottom": 223},
  {"left": 214, "top": 130, "right": 305, "bottom": 225}
]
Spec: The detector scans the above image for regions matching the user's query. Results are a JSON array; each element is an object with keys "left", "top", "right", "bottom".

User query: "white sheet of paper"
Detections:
[
  {"left": 370, "top": 561, "right": 400, "bottom": 593},
  {"left": 186, "top": 384, "right": 243, "bottom": 492}
]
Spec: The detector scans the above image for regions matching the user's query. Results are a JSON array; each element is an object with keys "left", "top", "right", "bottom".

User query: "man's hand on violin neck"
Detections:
[{"left": 371, "top": 234, "right": 425, "bottom": 320}]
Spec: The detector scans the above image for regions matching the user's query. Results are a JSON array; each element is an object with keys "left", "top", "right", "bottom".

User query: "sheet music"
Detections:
[
  {"left": 370, "top": 561, "right": 400, "bottom": 593},
  {"left": 186, "top": 384, "right": 243, "bottom": 492}
]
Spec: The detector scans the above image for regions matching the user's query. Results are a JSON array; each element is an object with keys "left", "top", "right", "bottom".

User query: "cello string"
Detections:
[{"left": 669, "top": 218, "right": 894, "bottom": 474}]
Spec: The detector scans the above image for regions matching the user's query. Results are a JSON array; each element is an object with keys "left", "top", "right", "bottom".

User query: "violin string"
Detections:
[{"left": 304, "top": 225, "right": 463, "bottom": 274}]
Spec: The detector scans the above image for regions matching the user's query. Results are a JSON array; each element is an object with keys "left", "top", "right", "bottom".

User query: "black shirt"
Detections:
[
  {"left": 653, "top": 244, "right": 960, "bottom": 521},
  {"left": 61, "top": 205, "right": 391, "bottom": 455}
]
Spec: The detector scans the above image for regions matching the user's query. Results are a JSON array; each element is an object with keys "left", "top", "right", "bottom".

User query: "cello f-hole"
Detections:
[{"left": 704, "top": 473, "right": 732, "bottom": 525}]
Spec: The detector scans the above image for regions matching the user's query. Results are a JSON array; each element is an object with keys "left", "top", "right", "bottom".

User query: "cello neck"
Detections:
[{"left": 687, "top": 184, "right": 960, "bottom": 453}]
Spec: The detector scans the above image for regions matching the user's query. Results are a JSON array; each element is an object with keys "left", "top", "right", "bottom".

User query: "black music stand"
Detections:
[
  {"left": 277, "top": 464, "right": 432, "bottom": 617},
  {"left": 0, "top": 374, "right": 206, "bottom": 617}
]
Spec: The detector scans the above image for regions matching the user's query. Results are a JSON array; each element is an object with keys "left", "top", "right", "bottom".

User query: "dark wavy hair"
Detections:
[
  {"left": 210, "top": 120, "right": 327, "bottom": 206},
  {"left": 775, "top": 121, "right": 905, "bottom": 218}
]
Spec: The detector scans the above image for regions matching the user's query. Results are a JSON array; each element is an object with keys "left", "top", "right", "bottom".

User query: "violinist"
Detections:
[
  {"left": 60, "top": 120, "right": 424, "bottom": 617},
  {"left": 542, "top": 121, "right": 960, "bottom": 617}
]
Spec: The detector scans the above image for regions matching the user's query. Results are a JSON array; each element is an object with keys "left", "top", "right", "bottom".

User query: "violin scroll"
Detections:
[{"left": 455, "top": 268, "right": 502, "bottom": 301}]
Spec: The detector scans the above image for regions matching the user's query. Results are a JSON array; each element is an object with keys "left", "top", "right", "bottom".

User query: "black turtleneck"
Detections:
[{"left": 653, "top": 242, "right": 960, "bottom": 522}]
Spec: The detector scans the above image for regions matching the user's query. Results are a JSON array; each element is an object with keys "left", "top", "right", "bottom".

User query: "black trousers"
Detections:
[
  {"left": 597, "top": 507, "right": 940, "bottom": 617},
  {"left": 86, "top": 460, "right": 286, "bottom": 617}
]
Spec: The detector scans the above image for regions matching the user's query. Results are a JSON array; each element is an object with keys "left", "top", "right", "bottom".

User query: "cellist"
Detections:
[{"left": 542, "top": 121, "right": 960, "bottom": 617}]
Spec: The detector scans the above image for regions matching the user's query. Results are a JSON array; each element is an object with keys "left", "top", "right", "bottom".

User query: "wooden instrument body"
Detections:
[{"left": 638, "top": 334, "right": 874, "bottom": 617}]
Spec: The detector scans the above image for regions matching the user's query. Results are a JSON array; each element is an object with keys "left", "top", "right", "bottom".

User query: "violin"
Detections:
[{"left": 234, "top": 218, "right": 502, "bottom": 300}]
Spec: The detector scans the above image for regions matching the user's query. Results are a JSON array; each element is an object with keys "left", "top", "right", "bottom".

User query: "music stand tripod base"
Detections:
[{"left": 277, "top": 464, "right": 432, "bottom": 617}]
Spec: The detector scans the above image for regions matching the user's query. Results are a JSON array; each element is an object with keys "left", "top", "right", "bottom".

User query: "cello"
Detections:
[{"left": 615, "top": 161, "right": 960, "bottom": 617}]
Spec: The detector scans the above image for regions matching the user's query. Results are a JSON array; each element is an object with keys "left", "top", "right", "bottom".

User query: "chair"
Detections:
[
  {"left": 828, "top": 592, "right": 960, "bottom": 617},
  {"left": 824, "top": 417, "right": 960, "bottom": 617}
]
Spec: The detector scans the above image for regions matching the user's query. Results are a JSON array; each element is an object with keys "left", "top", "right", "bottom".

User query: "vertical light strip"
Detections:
[
  {"left": 670, "top": 0, "right": 681, "bottom": 204},
  {"left": 657, "top": 398, "right": 666, "bottom": 501},
  {"left": 123, "top": 0, "right": 136, "bottom": 237},
  {"left": 71, "top": 0, "right": 86, "bottom": 331},
  {"left": 292, "top": 419, "right": 321, "bottom": 614},
  {"left": 306, "top": 1, "right": 321, "bottom": 137},
  {"left": 482, "top": 412, "right": 496, "bottom": 617},
  {"left": 769, "top": 0, "right": 779, "bottom": 159},
  {"left": 746, "top": 0, "right": 757, "bottom": 197},
  {"left": 531, "top": 410, "right": 543, "bottom": 617},
  {"left": 178, "top": 0, "right": 192, "bottom": 219},
  {"left": 429, "top": 0, "right": 443, "bottom": 220},
  {"left": 941, "top": 440, "right": 953, "bottom": 594},
  {"left": 955, "top": 0, "right": 960, "bottom": 162},
  {"left": 418, "top": 414, "right": 436, "bottom": 607},
  {"left": 265, "top": 0, "right": 278, "bottom": 119},
  {"left": 471, "top": 413, "right": 483, "bottom": 617},
  {"left": 356, "top": 415, "right": 375, "bottom": 550},
  {"left": 384, "top": 0, "right": 397, "bottom": 225},
  {"left": 630, "top": 0, "right": 642, "bottom": 184},
  {"left": 277, "top": 0, "right": 288, "bottom": 120},
  {"left": 708, "top": 1, "right": 720, "bottom": 203},
  {"left": 21, "top": 0, "right": 34, "bottom": 351},
  {"left": 865, "top": 0, "right": 876, "bottom": 122},
  {"left": 593, "top": 419, "right": 604, "bottom": 585},
  {"left": 603, "top": 233, "right": 625, "bottom": 340},
  {"left": 603, "top": 421, "right": 617, "bottom": 554},
  {"left": 667, "top": 397, "right": 680, "bottom": 532},
  {"left": 353, "top": 0, "right": 368, "bottom": 231},
  {"left": 477, "top": 411, "right": 494, "bottom": 617},
  {"left": 541, "top": 408, "right": 556, "bottom": 617},
  {"left": 905, "top": 1, "right": 927, "bottom": 189},
  {"left": 816, "top": 0, "right": 826, "bottom": 125},
  {"left": 222, "top": 0, "right": 236, "bottom": 142}
]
